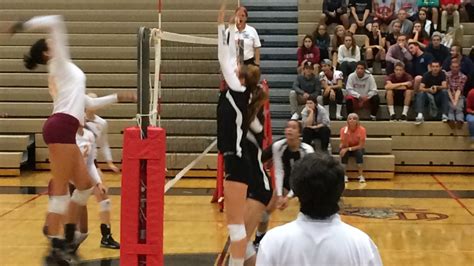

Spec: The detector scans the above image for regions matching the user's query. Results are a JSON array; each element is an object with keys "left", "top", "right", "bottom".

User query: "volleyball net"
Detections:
[{"left": 121, "top": 5, "right": 273, "bottom": 265}]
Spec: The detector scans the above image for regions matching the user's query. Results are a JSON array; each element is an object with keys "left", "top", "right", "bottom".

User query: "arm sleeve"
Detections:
[
  {"left": 385, "top": 46, "right": 398, "bottom": 64},
  {"left": 252, "top": 28, "right": 262, "bottom": 48},
  {"left": 84, "top": 94, "right": 118, "bottom": 109},
  {"left": 337, "top": 45, "right": 345, "bottom": 63},
  {"left": 96, "top": 121, "right": 113, "bottom": 162},
  {"left": 218, "top": 24, "right": 246, "bottom": 92},
  {"left": 313, "top": 47, "right": 321, "bottom": 64},
  {"left": 272, "top": 143, "right": 285, "bottom": 196},
  {"left": 368, "top": 75, "right": 378, "bottom": 97},
  {"left": 292, "top": 77, "right": 305, "bottom": 94},
  {"left": 256, "top": 235, "right": 276, "bottom": 266},
  {"left": 22, "top": 15, "right": 70, "bottom": 64},
  {"left": 402, "top": 47, "right": 413, "bottom": 61},
  {"left": 297, "top": 48, "right": 304, "bottom": 66},
  {"left": 355, "top": 46, "right": 361, "bottom": 61},
  {"left": 320, "top": 107, "right": 331, "bottom": 127},
  {"left": 346, "top": 75, "right": 361, "bottom": 98}
]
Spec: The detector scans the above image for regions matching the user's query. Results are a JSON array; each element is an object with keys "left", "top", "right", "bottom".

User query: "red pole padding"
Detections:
[{"left": 121, "top": 126, "right": 166, "bottom": 266}]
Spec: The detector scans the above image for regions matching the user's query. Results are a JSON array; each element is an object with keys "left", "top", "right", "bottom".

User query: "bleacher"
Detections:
[{"left": 0, "top": 0, "right": 472, "bottom": 177}]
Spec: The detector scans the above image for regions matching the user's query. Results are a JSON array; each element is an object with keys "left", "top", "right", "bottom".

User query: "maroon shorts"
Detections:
[{"left": 43, "top": 113, "right": 79, "bottom": 144}]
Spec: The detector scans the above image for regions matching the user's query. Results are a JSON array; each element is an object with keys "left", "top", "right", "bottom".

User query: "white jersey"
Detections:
[
  {"left": 85, "top": 114, "right": 113, "bottom": 162},
  {"left": 76, "top": 128, "right": 101, "bottom": 184},
  {"left": 22, "top": 15, "right": 118, "bottom": 125},
  {"left": 319, "top": 70, "right": 344, "bottom": 86},
  {"left": 257, "top": 213, "right": 383, "bottom": 266}
]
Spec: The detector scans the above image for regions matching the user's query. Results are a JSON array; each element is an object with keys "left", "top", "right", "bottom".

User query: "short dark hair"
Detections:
[
  {"left": 288, "top": 119, "right": 302, "bottom": 133},
  {"left": 290, "top": 152, "right": 345, "bottom": 219},
  {"left": 431, "top": 60, "right": 441, "bottom": 66},
  {"left": 394, "top": 62, "right": 405, "bottom": 69},
  {"left": 356, "top": 61, "right": 366, "bottom": 69},
  {"left": 397, "top": 34, "right": 407, "bottom": 40},
  {"left": 307, "top": 95, "right": 319, "bottom": 104},
  {"left": 408, "top": 41, "right": 419, "bottom": 47}
]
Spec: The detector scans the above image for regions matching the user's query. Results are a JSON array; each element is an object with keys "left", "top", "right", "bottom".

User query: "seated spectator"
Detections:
[
  {"left": 374, "top": 0, "right": 396, "bottom": 29},
  {"left": 395, "top": 0, "right": 419, "bottom": 21},
  {"left": 386, "top": 21, "right": 402, "bottom": 48},
  {"left": 348, "top": 0, "right": 374, "bottom": 34},
  {"left": 290, "top": 62, "right": 322, "bottom": 119},
  {"left": 417, "top": 0, "right": 440, "bottom": 31},
  {"left": 466, "top": 88, "right": 474, "bottom": 143},
  {"left": 340, "top": 113, "right": 368, "bottom": 183},
  {"left": 331, "top": 25, "right": 347, "bottom": 67},
  {"left": 385, "top": 62, "right": 414, "bottom": 121},
  {"left": 415, "top": 61, "right": 449, "bottom": 124},
  {"left": 297, "top": 35, "right": 320, "bottom": 74},
  {"left": 301, "top": 96, "right": 331, "bottom": 152},
  {"left": 408, "top": 41, "right": 434, "bottom": 90},
  {"left": 425, "top": 32, "right": 450, "bottom": 62},
  {"left": 338, "top": 33, "right": 361, "bottom": 80},
  {"left": 411, "top": 21, "right": 430, "bottom": 48},
  {"left": 461, "top": 0, "right": 474, "bottom": 22},
  {"left": 441, "top": 0, "right": 461, "bottom": 32},
  {"left": 320, "top": 59, "right": 344, "bottom": 120},
  {"left": 386, "top": 34, "right": 413, "bottom": 74},
  {"left": 312, "top": 24, "right": 331, "bottom": 61},
  {"left": 446, "top": 61, "right": 467, "bottom": 127},
  {"left": 345, "top": 61, "right": 380, "bottom": 120},
  {"left": 389, "top": 9, "right": 414, "bottom": 35},
  {"left": 417, "top": 9, "right": 434, "bottom": 36},
  {"left": 364, "top": 21, "right": 386, "bottom": 74},
  {"left": 320, "top": 0, "right": 349, "bottom": 28},
  {"left": 256, "top": 152, "right": 382, "bottom": 266},
  {"left": 442, "top": 44, "right": 474, "bottom": 78}
]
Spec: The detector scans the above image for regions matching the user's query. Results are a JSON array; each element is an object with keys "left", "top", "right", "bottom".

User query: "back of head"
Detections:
[
  {"left": 290, "top": 152, "right": 345, "bottom": 220},
  {"left": 24, "top": 38, "right": 48, "bottom": 70}
]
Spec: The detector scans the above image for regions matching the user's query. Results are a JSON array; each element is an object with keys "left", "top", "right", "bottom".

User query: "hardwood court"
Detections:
[{"left": 0, "top": 171, "right": 472, "bottom": 265}]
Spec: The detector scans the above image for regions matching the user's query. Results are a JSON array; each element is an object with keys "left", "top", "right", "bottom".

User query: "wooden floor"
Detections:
[{"left": 0, "top": 171, "right": 473, "bottom": 265}]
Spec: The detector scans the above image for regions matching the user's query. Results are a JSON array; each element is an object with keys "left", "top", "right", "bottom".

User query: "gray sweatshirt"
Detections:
[
  {"left": 292, "top": 74, "right": 322, "bottom": 97},
  {"left": 346, "top": 71, "right": 378, "bottom": 98},
  {"left": 301, "top": 104, "right": 331, "bottom": 128}
]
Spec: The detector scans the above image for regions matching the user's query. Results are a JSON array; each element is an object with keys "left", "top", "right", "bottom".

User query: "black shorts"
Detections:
[
  {"left": 387, "top": 90, "right": 408, "bottom": 106},
  {"left": 246, "top": 143, "right": 273, "bottom": 206},
  {"left": 224, "top": 153, "right": 250, "bottom": 185},
  {"left": 326, "top": 14, "right": 343, "bottom": 25},
  {"left": 43, "top": 113, "right": 79, "bottom": 144}
]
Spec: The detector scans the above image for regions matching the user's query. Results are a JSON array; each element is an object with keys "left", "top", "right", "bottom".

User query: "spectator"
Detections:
[
  {"left": 312, "top": 24, "right": 331, "bottom": 61},
  {"left": 411, "top": 21, "right": 430, "bottom": 48},
  {"left": 301, "top": 96, "right": 331, "bottom": 152},
  {"left": 425, "top": 32, "right": 450, "bottom": 63},
  {"left": 386, "top": 34, "right": 413, "bottom": 74},
  {"left": 466, "top": 89, "right": 474, "bottom": 143},
  {"left": 233, "top": 6, "right": 261, "bottom": 66},
  {"left": 320, "top": 0, "right": 350, "bottom": 28},
  {"left": 346, "top": 61, "right": 380, "bottom": 120},
  {"left": 389, "top": 9, "right": 414, "bottom": 35},
  {"left": 441, "top": 0, "right": 461, "bottom": 32},
  {"left": 417, "top": 9, "right": 434, "bottom": 36},
  {"left": 395, "top": 0, "right": 419, "bottom": 20},
  {"left": 340, "top": 113, "right": 368, "bottom": 183},
  {"left": 461, "top": 0, "right": 474, "bottom": 22},
  {"left": 446, "top": 61, "right": 467, "bottom": 127},
  {"left": 290, "top": 62, "right": 322, "bottom": 119},
  {"left": 364, "top": 21, "right": 386, "bottom": 74},
  {"left": 331, "top": 25, "right": 347, "bottom": 67},
  {"left": 442, "top": 44, "right": 474, "bottom": 77},
  {"left": 374, "top": 0, "right": 396, "bottom": 28},
  {"left": 415, "top": 61, "right": 449, "bottom": 124},
  {"left": 408, "top": 41, "right": 434, "bottom": 90},
  {"left": 348, "top": 0, "right": 374, "bottom": 33},
  {"left": 320, "top": 59, "right": 344, "bottom": 120},
  {"left": 384, "top": 62, "right": 414, "bottom": 121},
  {"left": 297, "top": 35, "right": 320, "bottom": 74},
  {"left": 338, "top": 33, "right": 361, "bottom": 80},
  {"left": 386, "top": 21, "right": 402, "bottom": 48},
  {"left": 256, "top": 152, "right": 382, "bottom": 266},
  {"left": 417, "top": 0, "right": 440, "bottom": 31}
]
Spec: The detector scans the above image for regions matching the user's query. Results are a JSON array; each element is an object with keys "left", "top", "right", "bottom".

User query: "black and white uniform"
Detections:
[
  {"left": 217, "top": 23, "right": 251, "bottom": 184},
  {"left": 268, "top": 139, "right": 314, "bottom": 197},
  {"left": 246, "top": 110, "right": 272, "bottom": 205},
  {"left": 76, "top": 128, "right": 101, "bottom": 185},
  {"left": 85, "top": 114, "right": 113, "bottom": 166}
]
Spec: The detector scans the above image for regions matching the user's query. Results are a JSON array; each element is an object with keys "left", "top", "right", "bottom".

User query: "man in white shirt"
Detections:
[{"left": 256, "top": 152, "right": 383, "bottom": 266}]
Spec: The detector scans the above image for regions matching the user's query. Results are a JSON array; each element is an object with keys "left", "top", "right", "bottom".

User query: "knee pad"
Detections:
[
  {"left": 245, "top": 241, "right": 256, "bottom": 260},
  {"left": 227, "top": 224, "right": 246, "bottom": 242},
  {"left": 71, "top": 186, "right": 94, "bottom": 206},
  {"left": 48, "top": 195, "right": 70, "bottom": 215},
  {"left": 99, "top": 199, "right": 111, "bottom": 212},
  {"left": 261, "top": 211, "right": 270, "bottom": 223}
]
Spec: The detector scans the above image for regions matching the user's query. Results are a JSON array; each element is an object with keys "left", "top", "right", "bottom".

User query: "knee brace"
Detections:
[
  {"left": 227, "top": 224, "right": 246, "bottom": 242},
  {"left": 261, "top": 211, "right": 270, "bottom": 223},
  {"left": 245, "top": 241, "right": 256, "bottom": 259},
  {"left": 99, "top": 199, "right": 111, "bottom": 212},
  {"left": 71, "top": 186, "right": 94, "bottom": 206},
  {"left": 48, "top": 195, "right": 70, "bottom": 215}
]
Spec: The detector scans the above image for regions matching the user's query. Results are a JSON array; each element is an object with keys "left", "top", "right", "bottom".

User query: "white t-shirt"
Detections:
[
  {"left": 228, "top": 24, "right": 262, "bottom": 61},
  {"left": 257, "top": 213, "right": 383, "bottom": 266}
]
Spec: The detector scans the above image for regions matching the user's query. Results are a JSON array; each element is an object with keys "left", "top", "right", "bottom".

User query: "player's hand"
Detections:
[
  {"left": 330, "top": 90, "right": 336, "bottom": 101},
  {"left": 117, "top": 91, "right": 137, "bottom": 102},
  {"left": 96, "top": 183, "right": 108, "bottom": 196},
  {"left": 276, "top": 196, "right": 289, "bottom": 210},
  {"left": 218, "top": 1, "right": 226, "bottom": 24}
]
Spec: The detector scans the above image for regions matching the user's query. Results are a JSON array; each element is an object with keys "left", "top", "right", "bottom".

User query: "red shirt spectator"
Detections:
[
  {"left": 440, "top": 0, "right": 461, "bottom": 5},
  {"left": 340, "top": 124, "right": 366, "bottom": 148},
  {"left": 297, "top": 35, "right": 321, "bottom": 67}
]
